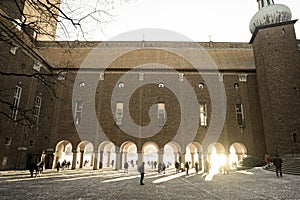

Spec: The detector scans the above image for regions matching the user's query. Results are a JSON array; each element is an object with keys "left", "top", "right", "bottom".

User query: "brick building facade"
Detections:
[{"left": 0, "top": 1, "right": 299, "bottom": 171}]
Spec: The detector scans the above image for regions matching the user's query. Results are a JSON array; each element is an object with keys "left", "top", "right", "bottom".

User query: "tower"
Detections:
[{"left": 250, "top": 0, "right": 300, "bottom": 155}]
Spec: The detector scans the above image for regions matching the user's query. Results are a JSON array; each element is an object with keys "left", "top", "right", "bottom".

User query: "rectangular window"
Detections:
[
  {"left": 139, "top": 73, "right": 144, "bottom": 81},
  {"left": 33, "top": 96, "right": 42, "bottom": 125},
  {"left": 116, "top": 102, "right": 124, "bottom": 126},
  {"left": 5, "top": 137, "right": 12, "bottom": 146},
  {"left": 178, "top": 73, "right": 184, "bottom": 81},
  {"left": 10, "top": 46, "right": 18, "bottom": 55},
  {"left": 33, "top": 61, "right": 42, "bottom": 72},
  {"left": 2, "top": 157, "right": 8, "bottom": 166},
  {"left": 10, "top": 85, "right": 22, "bottom": 121},
  {"left": 235, "top": 103, "right": 245, "bottom": 127},
  {"left": 200, "top": 104, "right": 207, "bottom": 126},
  {"left": 74, "top": 101, "right": 83, "bottom": 125},
  {"left": 158, "top": 103, "right": 166, "bottom": 127},
  {"left": 29, "top": 140, "right": 34, "bottom": 147},
  {"left": 99, "top": 72, "right": 105, "bottom": 81}
]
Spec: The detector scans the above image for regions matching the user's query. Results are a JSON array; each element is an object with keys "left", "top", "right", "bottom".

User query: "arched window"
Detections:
[{"left": 293, "top": 133, "right": 297, "bottom": 143}]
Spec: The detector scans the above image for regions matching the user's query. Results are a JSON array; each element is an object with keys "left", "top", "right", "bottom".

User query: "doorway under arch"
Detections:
[
  {"left": 143, "top": 142, "right": 159, "bottom": 169},
  {"left": 120, "top": 141, "right": 138, "bottom": 170},
  {"left": 53, "top": 140, "right": 73, "bottom": 169},
  {"left": 229, "top": 143, "right": 247, "bottom": 169},
  {"left": 207, "top": 142, "right": 226, "bottom": 174}
]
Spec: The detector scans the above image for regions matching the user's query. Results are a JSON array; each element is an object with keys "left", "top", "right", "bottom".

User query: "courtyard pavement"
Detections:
[{"left": 0, "top": 167, "right": 299, "bottom": 200}]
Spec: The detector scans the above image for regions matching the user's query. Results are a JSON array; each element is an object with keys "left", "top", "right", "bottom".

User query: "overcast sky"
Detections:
[{"left": 59, "top": 0, "right": 300, "bottom": 42}]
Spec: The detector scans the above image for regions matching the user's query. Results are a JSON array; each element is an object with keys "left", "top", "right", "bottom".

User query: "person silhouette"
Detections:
[
  {"left": 272, "top": 154, "right": 283, "bottom": 177},
  {"left": 138, "top": 162, "right": 145, "bottom": 185}
]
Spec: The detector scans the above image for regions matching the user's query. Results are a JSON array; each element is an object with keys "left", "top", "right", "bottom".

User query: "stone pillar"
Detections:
[
  {"left": 174, "top": 152, "right": 178, "bottom": 164},
  {"left": 203, "top": 152, "right": 209, "bottom": 173},
  {"left": 123, "top": 152, "right": 128, "bottom": 164},
  {"left": 191, "top": 152, "right": 195, "bottom": 168},
  {"left": 46, "top": 149, "right": 54, "bottom": 169},
  {"left": 119, "top": 151, "right": 123, "bottom": 169},
  {"left": 79, "top": 150, "right": 84, "bottom": 168},
  {"left": 71, "top": 150, "right": 78, "bottom": 170},
  {"left": 198, "top": 152, "right": 203, "bottom": 171},
  {"left": 180, "top": 153, "right": 186, "bottom": 170},
  {"left": 137, "top": 151, "right": 143, "bottom": 168},
  {"left": 115, "top": 150, "right": 121, "bottom": 170},
  {"left": 106, "top": 151, "right": 111, "bottom": 167},
  {"left": 158, "top": 149, "right": 164, "bottom": 164},
  {"left": 99, "top": 151, "right": 104, "bottom": 169},
  {"left": 93, "top": 151, "right": 99, "bottom": 170},
  {"left": 90, "top": 152, "right": 94, "bottom": 167}
]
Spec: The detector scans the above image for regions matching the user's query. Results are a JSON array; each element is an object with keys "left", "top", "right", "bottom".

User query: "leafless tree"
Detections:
[
  {"left": 0, "top": 0, "right": 129, "bottom": 42},
  {"left": 0, "top": 0, "right": 129, "bottom": 125}
]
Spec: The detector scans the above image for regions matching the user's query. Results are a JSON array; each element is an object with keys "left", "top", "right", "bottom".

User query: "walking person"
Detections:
[
  {"left": 29, "top": 162, "right": 37, "bottom": 178},
  {"left": 272, "top": 154, "right": 283, "bottom": 177},
  {"left": 175, "top": 161, "right": 180, "bottom": 173},
  {"left": 195, "top": 162, "right": 199, "bottom": 174},
  {"left": 56, "top": 161, "right": 60, "bottom": 172},
  {"left": 138, "top": 162, "right": 145, "bottom": 185},
  {"left": 162, "top": 162, "right": 166, "bottom": 174},
  {"left": 264, "top": 153, "right": 271, "bottom": 169},
  {"left": 124, "top": 162, "right": 129, "bottom": 173},
  {"left": 158, "top": 162, "right": 162, "bottom": 173},
  {"left": 185, "top": 162, "right": 190, "bottom": 175}
]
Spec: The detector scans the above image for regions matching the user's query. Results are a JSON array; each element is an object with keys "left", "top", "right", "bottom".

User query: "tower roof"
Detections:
[{"left": 249, "top": 0, "right": 292, "bottom": 34}]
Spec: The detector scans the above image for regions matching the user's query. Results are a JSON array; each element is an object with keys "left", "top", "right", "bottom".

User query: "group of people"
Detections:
[
  {"left": 55, "top": 160, "right": 71, "bottom": 172},
  {"left": 174, "top": 161, "right": 200, "bottom": 175},
  {"left": 29, "top": 161, "right": 44, "bottom": 177},
  {"left": 137, "top": 160, "right": 202, "bottom": 185}
]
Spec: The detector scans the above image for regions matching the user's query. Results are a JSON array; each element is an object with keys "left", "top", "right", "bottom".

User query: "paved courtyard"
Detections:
[{"left": 0, "top": 167, "right": 299, "bottom": 200}]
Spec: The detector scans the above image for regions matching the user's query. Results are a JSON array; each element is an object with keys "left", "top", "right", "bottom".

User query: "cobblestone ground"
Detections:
[{"left": 0, "top": 167, "right": 299, "bottom": 200}]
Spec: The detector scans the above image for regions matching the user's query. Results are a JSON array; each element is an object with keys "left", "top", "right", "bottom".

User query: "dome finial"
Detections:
[
  {"left": 257, "top": 0, "right": 274, "bottom": 10},
  {"left": 250, "top": 0, "right": 292, "bottom": 34}
]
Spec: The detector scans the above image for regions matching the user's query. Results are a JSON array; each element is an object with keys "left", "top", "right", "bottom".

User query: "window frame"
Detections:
[
  {"left": 157, "top": 103, "right": 166, "bottom": 127},
  {"left": 199, "top": 103, "right": 207, "bottom": 127},
  {"left": 10, "top": 85, "right": 22, "bottom": 121},
  {"left": 235, "top": 103, "right": 245, "bottom": 128},
  {"left": 74, "top": 101, "right": 83, "bottom": 125},
  {"left": 116, "top": 102, "right": 124, "bottom": 126}
]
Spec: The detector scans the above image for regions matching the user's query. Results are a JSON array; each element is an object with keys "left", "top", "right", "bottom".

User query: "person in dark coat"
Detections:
[
  {"left": 138, "top": 162, "right": 145, "bottom": 185},
  {"left": 175, "top": 161, "right": 180, "bottom": 173},
  {"left": 29, "top": 162, "right": 37, "bottom": 177},
  {"left": 185, "top": 162, "right": 190, "bottom": 175},
  {"left": 124, "top": 162, "right": 129, "bottom": 173},
  {"left": 56, "top": 161, "right": 61, "bottom": 172},
  {"left": 272, "top": 154, "right": 283, "bottom": 177}
]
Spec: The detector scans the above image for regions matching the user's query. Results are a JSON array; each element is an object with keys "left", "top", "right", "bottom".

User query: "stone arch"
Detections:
[
  {"left": 142, "top": 141, "right": 159, "bottom": 168},
  {"left": 120, "top": 141, "right": 138, "bottom": 170},
  {"left": 207, "top": 142, "right": 226, "bottom": 174},
  {"left": 53, "top": 140, "right": 73, "bottom": 169},
  {"left": 229, "top": 142, "right": 248, "bottom": 169},
  {"left": 163, "top": 141, "right": 181, "bottom": 166},
  {"left": 142, "top": 141, "right": 159, "bottom": 152},
  {"left": 98, "top": 141, "right": 116, "bottom": 168},
  {"left": 185, "top": 142, "right": 203, "bottom": 168},
  {"left": 76, "top": 141, "right": 94, "bottom": 169},
  {"left": 95, "top": 141, "right": 115, "bottom": 169},
  {"left": 207, "top": 142, "right": 225, "bottom": 154},
  {"left": 98, "top": 141, "right": 114, "bottom": 152}
]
